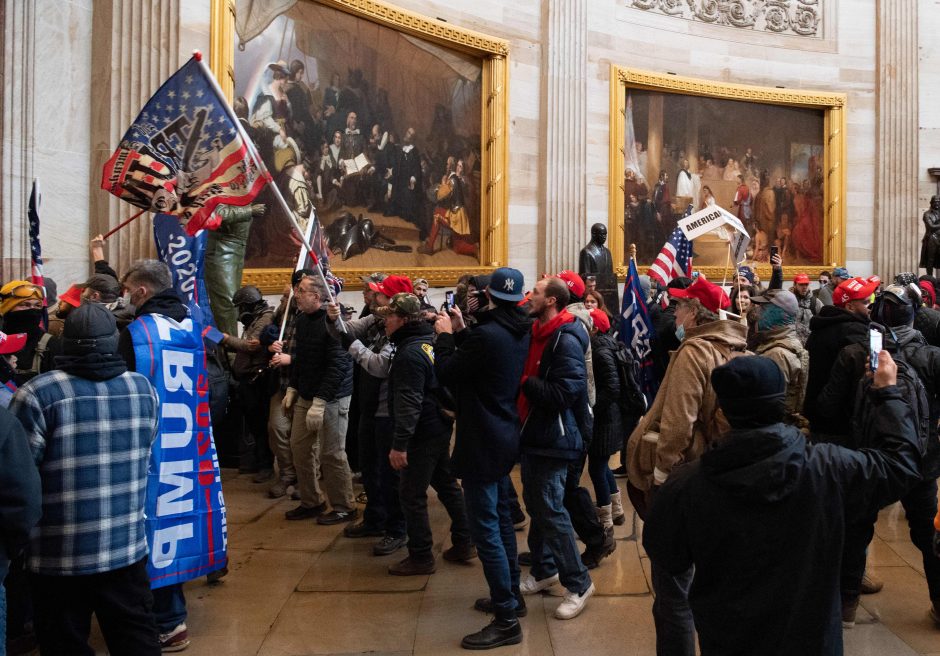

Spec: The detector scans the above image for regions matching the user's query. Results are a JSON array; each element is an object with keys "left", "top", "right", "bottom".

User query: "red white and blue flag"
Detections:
[
  {"left": 101, "top": 54, "right": 270, "bottom": 236},
  {"left": 27, "top": 179, "right": 48, "bottom": 329},
  {"left": 647, "top": 207, "right": 694, "bottom": 288}
]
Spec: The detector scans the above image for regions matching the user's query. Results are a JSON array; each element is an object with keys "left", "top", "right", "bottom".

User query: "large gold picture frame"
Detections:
[
  {"left": 210, "top": 0, "right": 509, "bottom": 292},
  {"left": 609, "top": 66, "right": 847, "bottom": 282}
]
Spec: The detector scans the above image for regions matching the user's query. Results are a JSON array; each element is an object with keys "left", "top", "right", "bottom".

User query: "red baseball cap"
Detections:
[
  {"left": 589, "top": 308, "right": 610, "bottom": 333},
  {"left": 369, "top": 274, "right": 413, "bottom": 297},
  {"left": 833, "top": 276, "right": 880, "bottom": 307},
  {"left": 668, "top": 275, "right": 731, "bottom": 314},
  {"left": 59, "top": 284, "right": 83, "bottom": 308},
  {"left": 555, "top": 270, "right": 585, "bottom": 300},
  {"left": 0, "top": 331, "right": 27, "bottom": 355},
  {"left": 793, "top": 273, "right": 810, "bottom": 284}
]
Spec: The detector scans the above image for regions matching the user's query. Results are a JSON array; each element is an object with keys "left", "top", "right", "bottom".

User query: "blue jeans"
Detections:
[
  {"left": 152, "top": 583, "right": 186, "bottom": 634},
  {"left": 587, "top": 454, "right": 616, "bottom": 506},
  {"left": 463, "top": 476, "right": 521, "bottom": 620},
  {"left": 521, "top": 454, "right": 591, "bottom": 595},
  {"left": 650, "top": 560, "right": 695, "bottom": 656}
]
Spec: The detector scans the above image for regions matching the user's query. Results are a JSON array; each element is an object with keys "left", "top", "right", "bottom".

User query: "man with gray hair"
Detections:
[{"left": 281, "top": 271, "right": 356, "bottom": 524}]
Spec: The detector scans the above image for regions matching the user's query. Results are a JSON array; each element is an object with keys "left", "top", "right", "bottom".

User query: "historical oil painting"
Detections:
[{"left": 234, "top": 1, "right": 485, "bottom": 274}]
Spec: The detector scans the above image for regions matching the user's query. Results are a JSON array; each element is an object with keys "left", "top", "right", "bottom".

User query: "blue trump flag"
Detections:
[
  {"left": 619, "top": 257, "right": 658, "bottom": 406},
  {"left": 153, "top": 213, "right": 216, "bottom": 330},
  {"left": 129, "top": 313, "right": 227, "bottom": 588}
]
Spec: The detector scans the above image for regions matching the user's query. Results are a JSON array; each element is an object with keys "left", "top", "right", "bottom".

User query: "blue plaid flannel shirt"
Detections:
[{"left": 9, "top": 370, "right": 159, "bottom": 576}]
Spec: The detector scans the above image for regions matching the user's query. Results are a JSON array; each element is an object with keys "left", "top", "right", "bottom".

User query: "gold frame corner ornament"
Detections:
[
  {"left": 210, "top": 0, "right": 510, "bottom": 292},
  {"left": 608, "top": 65, "right": 847, "bottom": 282}
]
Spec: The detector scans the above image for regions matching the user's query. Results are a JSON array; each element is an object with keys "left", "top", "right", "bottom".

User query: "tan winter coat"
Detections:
[
  {"left": 754, "top": 326, "right": 809, "bottom": 424},
  {"left": 627, "top": 319, "right": 748, "bottom": 491}
]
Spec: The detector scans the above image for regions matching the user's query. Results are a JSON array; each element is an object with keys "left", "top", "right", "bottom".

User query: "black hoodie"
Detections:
[
  {"left": 117, "top": 288, "right": 189, "bottom": 371},
  {"left": 803, "top": 304, "right": 869, "bottom": 432},
  {"left": 644, "top": 387, "right": 920, "bottom": 656},
  {"left": 435, "top": 303, "right": 532, "bottom": 482}
]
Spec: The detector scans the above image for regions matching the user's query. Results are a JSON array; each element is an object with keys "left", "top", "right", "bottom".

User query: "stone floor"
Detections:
[{"left": 89, "top": 465, "right": 940, "bottom": 655}]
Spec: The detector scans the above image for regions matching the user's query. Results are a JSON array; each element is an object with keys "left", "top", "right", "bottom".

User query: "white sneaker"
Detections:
[
  {"left": 519, "top": 572, "right": 560, "bottom": 595},
  {"left": 554, "top": 582, "right": 595, "bottom": 619}
]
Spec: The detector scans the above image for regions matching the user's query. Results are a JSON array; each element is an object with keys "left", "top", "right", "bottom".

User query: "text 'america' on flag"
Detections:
[
  {"left": 101, "top": 54, "right": 271, "bottom": 236},
  {"left": 647, "top": 226, "right": 693, "bottom": 288}
]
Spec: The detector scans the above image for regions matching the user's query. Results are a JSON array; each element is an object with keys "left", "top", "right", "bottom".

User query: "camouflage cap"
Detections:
[
  {"left": 359, "top": 271, "right": 388, "bottom": 285},
  {"left": 375, "top": 292, "right": 422, "bottom": 318}
]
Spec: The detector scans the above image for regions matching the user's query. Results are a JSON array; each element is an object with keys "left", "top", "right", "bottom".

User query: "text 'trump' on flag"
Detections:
[{"left": 101, "top": 55, "right": 271, "bottom": 236}]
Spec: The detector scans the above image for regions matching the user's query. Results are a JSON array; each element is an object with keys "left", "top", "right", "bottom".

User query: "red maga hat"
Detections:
[
  {"left": 369, "top": 274, "right": 413, "bottom": 297},
  {"left": 0, "top": 331, "right": 27, "bottom": 355},
  {"left": 793, "top": 273, "right": 810, "bottom": 284},
  {"left": 833, "top": 276, "right": 879, "bottom": 307},
  {"left": 555, "top": 270, "right": 585, "bottom": 300},
  {"left": 667, "top": 275, "right": 731, "bottom": 314}
]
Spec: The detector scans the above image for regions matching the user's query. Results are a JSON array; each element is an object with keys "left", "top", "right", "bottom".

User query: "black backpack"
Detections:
[
  {"left": 852, "top": 349, "right": 930, "bottom": 457},
  {"left": 612, "top": 340, "right": 648, "bottom": 418}
]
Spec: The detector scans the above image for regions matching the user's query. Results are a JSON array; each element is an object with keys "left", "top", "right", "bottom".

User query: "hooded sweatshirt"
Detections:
[{"left": 643, "top": 389, "right": 920, "bottom": 656}]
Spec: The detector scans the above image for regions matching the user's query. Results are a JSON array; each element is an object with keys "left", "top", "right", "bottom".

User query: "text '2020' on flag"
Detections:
[{"left": 101, "top": 53, "right": 271, "bottom": 235}]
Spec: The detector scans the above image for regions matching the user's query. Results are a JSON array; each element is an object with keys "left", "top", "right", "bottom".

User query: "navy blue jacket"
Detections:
[
  {"left": 520, "top": 318, "right": 592, "bottom": 460},
  {"left": 436, "top": 304, "right": 532, "bottom": 482}
]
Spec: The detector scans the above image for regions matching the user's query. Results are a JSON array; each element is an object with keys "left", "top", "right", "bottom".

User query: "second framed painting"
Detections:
[
  {"left": 608, "top": 66, "right": 847, "bottom": 281},
  {"left": 211, "top": 0, "right": 509, "bottom": 291}
]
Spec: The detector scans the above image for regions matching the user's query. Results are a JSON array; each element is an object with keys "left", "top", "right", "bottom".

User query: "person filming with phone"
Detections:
[{"left": 814, "top": 283, "right": 940, "bottom": 626}]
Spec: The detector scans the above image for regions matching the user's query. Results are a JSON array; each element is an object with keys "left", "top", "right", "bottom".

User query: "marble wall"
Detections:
[{"left": 4, "top": 0, "right": 935, "bottom": 290}]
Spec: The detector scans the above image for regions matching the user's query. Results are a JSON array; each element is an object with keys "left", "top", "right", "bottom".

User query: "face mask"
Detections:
[
  {"left": 675, "top": 324, "right": 686, "bottom": 341},
  {"left": 238, "top": 311, "right": 254, "bottom": 326},
  {"left": 3, "top": 308, "right": 43, "bottom": 333}
]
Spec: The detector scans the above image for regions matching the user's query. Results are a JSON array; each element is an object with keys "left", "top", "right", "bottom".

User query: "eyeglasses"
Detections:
[{"left": 1, "top": 283, "right": 43, "bottom": 300}]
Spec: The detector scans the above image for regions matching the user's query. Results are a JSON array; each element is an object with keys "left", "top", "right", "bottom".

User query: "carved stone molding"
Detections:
[{"left": 628, "top": 0, "right": 822, "bottom": 38}]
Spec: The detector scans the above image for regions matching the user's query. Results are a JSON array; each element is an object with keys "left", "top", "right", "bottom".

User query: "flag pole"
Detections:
[
  {"left": 191, "top": 51, "right": 344, "bottom": 330},
  {"left": 102, "top": 208, "right": 147, "bottom": 240}
]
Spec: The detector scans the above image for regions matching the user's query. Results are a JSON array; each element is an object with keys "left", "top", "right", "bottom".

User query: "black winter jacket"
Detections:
[
  {"left": 0, "top": 406, "right": 42, "bottom": 577},
  {"left": 818, "top": 326, "right": 940, "bottom": 477},
  {"left": 589, "top": 333, "right": 625, "bottom": 459},
  {"left": 520, "top": 318, "right": 592, "bottom": 460},
  {"left": 804, "top": 305, "right": 869, "bottom": 434},
  {"left": 650, "top": 301, "right": 679, "bottom": 385},
  {"left": 388, "top": 321, "right": 451, "bottom": 452},
  {"left": 289, "top": 308, "right": 352, "bottom": 401},
  {"left": 644, "top": 386, "right": 921, "bottom": 656},
  {"left": 436, "top": 304, "right": 531, "bottom": 482},
  {"left": 914, "top": 306, "right": 940, "bottom": 347}
]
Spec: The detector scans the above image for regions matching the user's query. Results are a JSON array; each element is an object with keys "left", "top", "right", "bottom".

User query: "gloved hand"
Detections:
[
  {"left": 282, "top": 387, "right": 298, "bottom": 415},
  {"left": 933, "top": 530, "right": 940, "bottom": 558},
  {"left": 305, "top": 397, "right": 328, "bottom": 432}
]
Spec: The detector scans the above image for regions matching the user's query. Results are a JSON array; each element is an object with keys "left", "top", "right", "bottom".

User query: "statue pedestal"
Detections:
[{"left": 584, "top": 271, "right": 620, "bottom": 316}]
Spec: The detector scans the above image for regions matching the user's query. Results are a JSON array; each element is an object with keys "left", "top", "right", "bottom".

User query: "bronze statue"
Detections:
[
  {"left": 205, "top": 203, "right": 265, "bottom": 334},
  {"left": 921, "top": 195, "right": 940, "bottom": 276},
  {"left": 579, "top": 223, "right": 619, "bottom": 311}
]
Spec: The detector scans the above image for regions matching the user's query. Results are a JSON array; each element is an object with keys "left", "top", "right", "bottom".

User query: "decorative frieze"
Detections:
[{"left": 628, "top": 0, "right": 822, "bottom": 38}]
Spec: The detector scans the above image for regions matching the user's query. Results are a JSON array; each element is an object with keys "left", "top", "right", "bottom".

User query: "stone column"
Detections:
[
  {"left": 90, "top": 0, "right": 181, "bottom": 276},
  {"left": 875, "top": 0, "right": 919, "bottom": 276},
  {"left": 0, "top": 1, "right": 36, "bottom": 280},
  {"left": 542, "top": 0, "right": 587, "bottom": 273}
]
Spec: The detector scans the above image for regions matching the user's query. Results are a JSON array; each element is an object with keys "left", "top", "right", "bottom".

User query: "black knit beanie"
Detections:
[
  {"left": 63, "top": 303, "right": 119, "bottom": 356},
  {"left": 711, "top": 356, "right": 787, "bottom": 428}
]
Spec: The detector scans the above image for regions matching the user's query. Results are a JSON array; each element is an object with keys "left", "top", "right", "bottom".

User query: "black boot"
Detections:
[
  {"left": 581, "top": 527, "right": 616, "bottom": 569},
  {"left": 460, "top": 618, "right": 522, "bottom": 650}
]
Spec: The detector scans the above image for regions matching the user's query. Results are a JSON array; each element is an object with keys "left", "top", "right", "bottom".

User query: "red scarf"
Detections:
[{"left": 517, "top": 309, "right": 575, "bottom": 422}]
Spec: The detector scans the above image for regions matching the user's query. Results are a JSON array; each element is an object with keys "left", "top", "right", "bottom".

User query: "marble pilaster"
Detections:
[
  {"left": 875, "top": 0, "right": 919, "bottom": 277},
  {"left": 542, "top": 0, "right": 587, "bottom": 273},
  {"left": 90, "top": 0, "right": 181, "bottom": 276}
]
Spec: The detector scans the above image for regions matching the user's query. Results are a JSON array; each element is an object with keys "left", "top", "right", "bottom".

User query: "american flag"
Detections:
[
  {"left": 295, "top": 215, "right": 344, "bottom": 297},
  {"left": 647, "top": 207, "right": 694, "bottom": 287},
  {"left": 619, "top": 256, "right": 657, "bottom": 406},
  {"left": 27, "top": 179, "right": 48, "bottom": 328},
  {"left": 101, "top": 54, "right": 270, "bottom": 236}
]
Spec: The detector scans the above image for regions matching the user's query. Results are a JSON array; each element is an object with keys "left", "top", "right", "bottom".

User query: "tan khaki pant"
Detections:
[{"left": 289, "top": 396, "right": 355, "bottom": 512}]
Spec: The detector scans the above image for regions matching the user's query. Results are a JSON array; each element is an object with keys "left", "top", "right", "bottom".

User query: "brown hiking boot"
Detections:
[
  {"left": 388, "top": 555, "right": 436, "bottom": 576},
  {"left": 860, "top": 571, "right": 883, "bottom": 594}
]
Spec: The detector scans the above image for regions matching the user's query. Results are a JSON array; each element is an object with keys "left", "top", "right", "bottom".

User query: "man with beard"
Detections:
[
  {"left": 517, "top": 277, "right": 595, "bottom": 621},
  {"left": 390, "top": 127, "right": 425, "bottom": 236}
]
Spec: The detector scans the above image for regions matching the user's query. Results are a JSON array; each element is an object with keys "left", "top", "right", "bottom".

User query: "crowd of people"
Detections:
[
  {"left": 239, "top": 61, "right": 482, "bottom": 262},
  {"left": 0, "top": 232, "right": 939, "bottom": 654}
]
